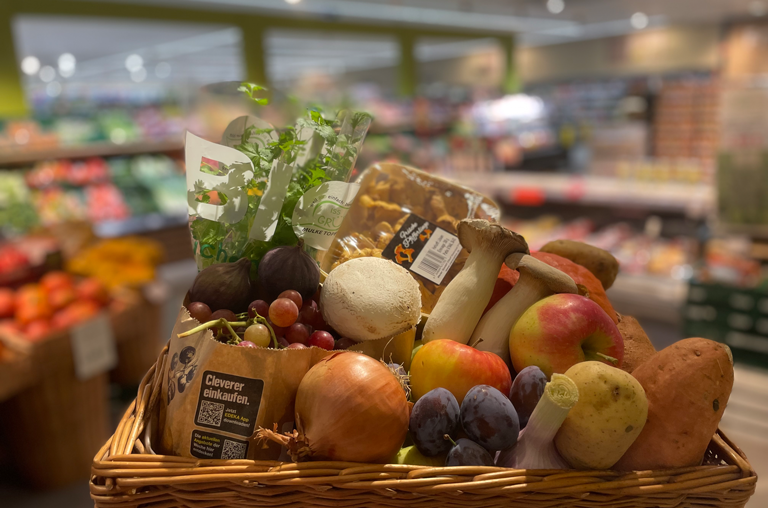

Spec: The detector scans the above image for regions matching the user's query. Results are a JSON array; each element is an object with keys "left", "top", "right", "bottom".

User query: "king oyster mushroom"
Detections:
[
  {"left": 472, "top": 253, "right": 578, "bottom": 363},
  {"left": 422, "top": 219, "right": 529, "bottom": 345},
  {"left": 320, "top": 257, "right": 421, "bottom": 342}
]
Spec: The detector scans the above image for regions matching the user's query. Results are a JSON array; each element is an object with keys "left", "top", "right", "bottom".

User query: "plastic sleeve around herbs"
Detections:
[{"left": 186, "top": 110, "right": 372, "bottom": 275}]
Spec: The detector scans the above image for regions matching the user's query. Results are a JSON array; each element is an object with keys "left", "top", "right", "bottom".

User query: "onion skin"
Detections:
[{"left": 295, "top": 352, "right": 410, "bottom": 463}]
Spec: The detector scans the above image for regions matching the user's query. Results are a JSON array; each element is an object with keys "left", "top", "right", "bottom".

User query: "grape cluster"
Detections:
[{"left": 185, "top": 287, "right": 359, "bottom": 351}]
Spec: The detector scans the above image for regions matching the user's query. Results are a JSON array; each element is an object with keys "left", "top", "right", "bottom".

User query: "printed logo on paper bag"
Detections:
[
  {"left": 382, "top": 214, "right": 462, "bottom": 285},
  {"left": 194, "top": 371, "right": 264, "bottom": 437}
]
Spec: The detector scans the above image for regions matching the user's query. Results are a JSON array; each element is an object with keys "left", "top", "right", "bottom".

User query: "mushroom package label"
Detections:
[
  {"left": 157, "top": 305, "right": 331, "bottom": 461},
  {"left": 322, "top": 162, "right": 501, "bottom": 313},
  {"left": 381, "top": 213, "right": 462, "bottom": 285}
]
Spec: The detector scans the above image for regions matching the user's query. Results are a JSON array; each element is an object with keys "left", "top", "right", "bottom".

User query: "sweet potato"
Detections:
[
  {"left": 616, "top": 315, "right": 656, "bottom": 373},
  {"left": 614, "top": 338, "right": 733, "bottom": 471},
  {"left": 540, "top": 239, "right": 619, "bottom": 289},
  {"left": 532, "top": 251, "right": 618, "bottom": 324}
]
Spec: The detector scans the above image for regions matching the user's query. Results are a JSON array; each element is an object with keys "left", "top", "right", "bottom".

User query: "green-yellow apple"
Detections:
[
  {"left": 410, "top": 339, "right": 512, "bottom": 404},
  {"left": 509, "top": 293, "right": 624, "bottom": 378}
]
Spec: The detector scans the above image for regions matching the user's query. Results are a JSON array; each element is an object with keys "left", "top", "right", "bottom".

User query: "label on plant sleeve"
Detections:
[
  {"left": 382, "top": 213, "right": 462, "bottom": 285},
  {"left": 194, "top": 371, "right": 264, "bottom": 437},
  {"left": 291, "top": 181, "right": 360, "bottom": 250}
]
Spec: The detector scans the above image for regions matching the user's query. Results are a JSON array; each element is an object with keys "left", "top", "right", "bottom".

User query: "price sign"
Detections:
[{"left": 70, "top": 313, "right": 118, "bottom": 381}]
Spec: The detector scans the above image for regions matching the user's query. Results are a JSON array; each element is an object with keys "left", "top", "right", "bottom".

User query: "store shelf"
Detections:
[
  {"left": 606, "top": 273, "right": 688, "bottom": 324},
  {"left": 0, "top": 139, "right": 183, "bottom": 165},
  {"left": 93, "top": 212, "right": 188, "bottom": 238},
  {"left": 447, "top": 172, "right": 715, "bottom": 217}
]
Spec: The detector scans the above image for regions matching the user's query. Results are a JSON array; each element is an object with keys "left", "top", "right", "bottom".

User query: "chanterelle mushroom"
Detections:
[
  {"left": 472, "top": 253, "right": 578, "bottom": 363},
  {"left": 422, "top": 219, "right": 528, "bottom": 345}
]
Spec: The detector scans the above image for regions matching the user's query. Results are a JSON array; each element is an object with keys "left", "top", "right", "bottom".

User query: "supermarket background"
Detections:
[{"left": 1, "top": 0, "right": 768, "bottom": 506}]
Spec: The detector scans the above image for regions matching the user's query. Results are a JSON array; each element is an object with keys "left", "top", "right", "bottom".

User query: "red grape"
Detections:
[
  {"left": 269, "top": 298, "right": 299, "bottom": 327},
  {"left": 334, "top": 337, "right": 359, "bottom": 350},
  {"left": 187, "top": 302, "right": 212, "bottom": 323},
  {"left": 285, "top": 323, "right": 310, "bottom": 344},
  {"left": 277, "top": 290, "right": 303, "bottom": 309},
  {"left": 277, "top": 337, "right": 290, "bottom": 348},
  {"left": 248, "top": 299, "right": 269, "bottom": 319},
  {"left": 238, "top": 340, "right": 258, "bottom": 348},
  {"left": 287, "top": 342, "right": 307, "bottom": 349},
  {"left": 299, "top": 300, "right": 326, "bottom": 330},
  {"left": 308, "top": 330, "right": 334, "bottom": 350},
  {"left": 210, "top": 309, "right": 236, "bottom": 322}
]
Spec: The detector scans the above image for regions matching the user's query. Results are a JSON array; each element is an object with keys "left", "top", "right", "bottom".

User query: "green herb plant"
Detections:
[{"left": 188, "top": 83, "right": 372, "bottom": 274}]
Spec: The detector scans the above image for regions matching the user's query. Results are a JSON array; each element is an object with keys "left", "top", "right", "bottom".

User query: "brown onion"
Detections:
[{"left": 259, "top": 352, "right": 409, "bottom": 463}]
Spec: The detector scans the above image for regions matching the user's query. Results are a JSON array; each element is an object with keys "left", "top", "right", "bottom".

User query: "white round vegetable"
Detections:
[{"left": 320, "top": 257, "right": 421, "bottom": 341}]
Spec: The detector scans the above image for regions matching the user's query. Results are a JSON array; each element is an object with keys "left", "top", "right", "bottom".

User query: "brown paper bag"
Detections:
[{"left": 157, "top": 307, "right": 330, "bottom": 461}]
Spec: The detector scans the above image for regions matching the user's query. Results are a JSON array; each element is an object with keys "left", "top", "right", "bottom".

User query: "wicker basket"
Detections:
[{"left": 91, "top": 345, "right": 757, "bottom": 508}]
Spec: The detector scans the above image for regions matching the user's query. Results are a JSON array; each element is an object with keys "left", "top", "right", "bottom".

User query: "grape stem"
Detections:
[
  {"left": 178, "top": 319, "right": 248, "bottom": 338},
  {"left": 443, "top": 434, "right": 458, "bottom": 447},
  {"left": 178, "top": 313, "right": 279, "bottom": 349},
  {"left": 252, "top": 312, "right": 279, "bottom": 348}
]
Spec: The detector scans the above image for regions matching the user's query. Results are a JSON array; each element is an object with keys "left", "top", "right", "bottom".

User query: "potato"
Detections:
[
  {"left": 555, "top": 362, "right": 648, "bottom": 469},
  {"left": 540, "top": 240, "right": 619, "bottom": 289},
  {"left": 614, "top": 338, "right": 733, "bottom": 471},
  {"left": 616, "top": 314, "right": 656, "bottom": 373}
]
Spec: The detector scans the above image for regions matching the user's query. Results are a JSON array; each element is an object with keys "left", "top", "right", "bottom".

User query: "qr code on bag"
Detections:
[
  {"left": 197, "top": 400, "right": 225, "bottom": 427},
  {"left": 221, "top": 439, "right": 247, "bottom": 460}
]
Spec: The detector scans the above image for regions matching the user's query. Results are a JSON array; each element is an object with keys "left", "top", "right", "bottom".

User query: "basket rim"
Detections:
[{"left": 90, "top": 344, "right": 758, "bottom": 503}]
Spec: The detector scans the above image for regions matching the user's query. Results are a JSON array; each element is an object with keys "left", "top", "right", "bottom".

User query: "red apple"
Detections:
[
  {"left": 410, "top": 339, "right": 512, "bottom": 404},
  {"left": 509, "top": 293, "right": 624, "bottom": 378}
]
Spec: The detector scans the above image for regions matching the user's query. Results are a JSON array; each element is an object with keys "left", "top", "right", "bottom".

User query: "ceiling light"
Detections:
[
  {"left": 546, "top": 0, "right": 565, "bottom": 15},
  {"left": 125, "top": 54, "right": 144, "bottom": 72},
  {"left": 21, "top": 56, "right": 40, "bottom": 76},
  {"left": 630, "top": 12, "right": 649, "bottom": 29},
  {"left": 46, "top": 81, "right": 62, "bottom": 98},
  {"left": 130, "top": 67, "right": 147, "bottom": 83},
  {"left": 39, "top": 66, "right": 56, "bottom": 82},
  {"left": 155, "top": 62, "right": 171, "bottom": 79},
  {"left": 58, "top": 53, "right": 76, "bottom": 77},
  {"left": 285, "top": 0, "right": 301, "bottom": 4},
  {"left": 750, "top": 1, "right": 767, "bottom": 16}
]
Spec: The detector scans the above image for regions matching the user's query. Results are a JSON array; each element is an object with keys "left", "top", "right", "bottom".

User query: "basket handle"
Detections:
[
  {"left": 713, "top": 429, "right": 755, "bottom": 477},
  {"left": 109, "top": 345, "right": 168, "bottom": 457}
]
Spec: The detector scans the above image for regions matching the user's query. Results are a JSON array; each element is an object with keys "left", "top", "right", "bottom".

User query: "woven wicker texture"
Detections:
[{"left": 91, "top": 346, "right": 757, "bottom": 508}]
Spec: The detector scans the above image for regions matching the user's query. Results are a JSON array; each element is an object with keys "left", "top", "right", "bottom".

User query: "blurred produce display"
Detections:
[
  {"left": 0, "top": 271, "right": 110, "bottom": 341},
  {"left": 0, "top": 154, "right": 186, "bottom": 236},
  {"left": 66, "top": 237, "right": 164, "bottom": 289},
  {"left": 0, "top": 106, "right": 184, "bottom": 155},
  {"left": 0, "top": 172, "right": 39, "bottom": 236}
]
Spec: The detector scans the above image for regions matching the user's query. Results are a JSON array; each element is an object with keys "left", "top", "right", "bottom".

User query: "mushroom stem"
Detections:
[
  {"left": 472, "top": 253, "right": 578, "bottom": 362},
  {"left": 422, "top": 250, "right": 507, "bottom": 344},
  {"left": 472, "top": 278, "right": 553, "bottom": 363}
]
